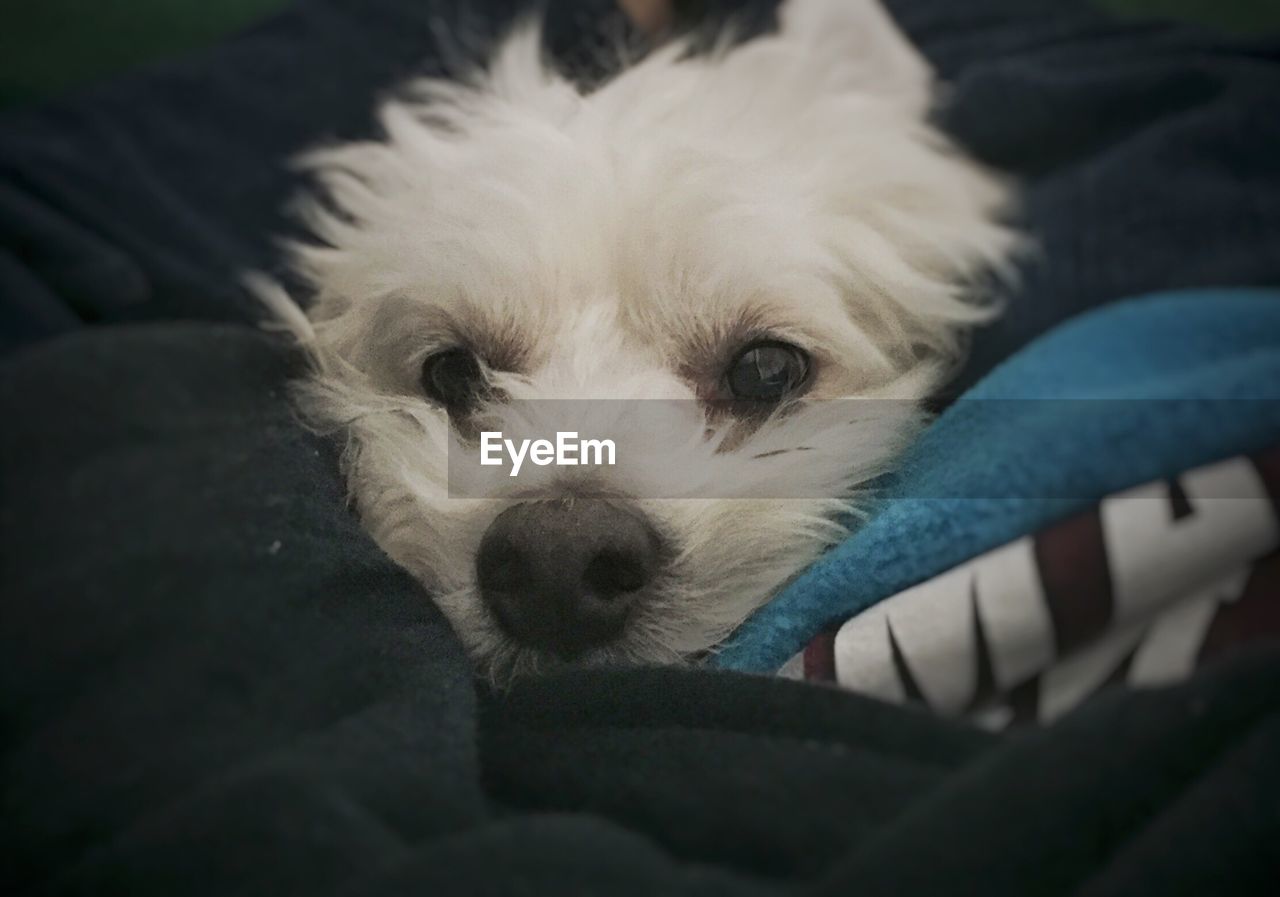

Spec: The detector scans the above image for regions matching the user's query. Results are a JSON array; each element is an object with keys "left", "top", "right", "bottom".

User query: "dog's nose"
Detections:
[{"left": 476, "top": 499, "right": 663, "bottom": 659}]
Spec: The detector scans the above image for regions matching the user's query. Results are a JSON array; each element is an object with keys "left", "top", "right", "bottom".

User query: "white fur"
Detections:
[{"left": 258, "top": 0, "right": 1020, "bottom": 682}]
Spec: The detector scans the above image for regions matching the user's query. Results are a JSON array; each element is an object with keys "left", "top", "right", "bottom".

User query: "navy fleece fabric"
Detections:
[{"left": 717, "top": 289, "right": 1280, "bottom": 672}]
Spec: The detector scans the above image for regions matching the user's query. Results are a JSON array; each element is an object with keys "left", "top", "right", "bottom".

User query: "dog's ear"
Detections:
[
  {"left": 480, "top": 21, "right": 582, "bottom": 120},
  {"left": 775, "top": 0, "right": 932, "bottom": 114}
]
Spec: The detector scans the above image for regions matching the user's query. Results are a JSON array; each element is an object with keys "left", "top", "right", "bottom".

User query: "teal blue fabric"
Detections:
[{"left": 714, "top": 289, "right": 1280, "bottom": 672}]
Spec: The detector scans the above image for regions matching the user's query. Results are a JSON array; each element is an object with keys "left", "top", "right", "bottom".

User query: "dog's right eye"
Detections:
[
  {"left": 420, "top": 347, "right": 486, "bottom": 412},
  {"left": 724, "top": 340, "right": 811, "bottom": 403}
]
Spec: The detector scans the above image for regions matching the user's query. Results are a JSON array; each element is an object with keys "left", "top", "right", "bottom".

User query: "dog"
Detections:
[{"left": 257, "top": 0, "right": 1019, "bottom": 683}]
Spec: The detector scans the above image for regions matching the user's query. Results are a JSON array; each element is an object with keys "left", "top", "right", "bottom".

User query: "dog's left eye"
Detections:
[
  {"left": 420, "top": 347, "right": 486, "bottom": 412},
  {"left": 725, "top": 341, "right": 811, "bottom": 402}
]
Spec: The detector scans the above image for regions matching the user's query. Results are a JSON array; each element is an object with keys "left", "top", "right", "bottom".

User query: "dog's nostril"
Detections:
[
  {"left": 475, "top": 499, "right": 663, "bottom": 659},
  {"left": 479, "top": 543, "right": 526, "bottom": 590},
  {"left": 583, "top": 550, "right": 651, "bottom": 599}
]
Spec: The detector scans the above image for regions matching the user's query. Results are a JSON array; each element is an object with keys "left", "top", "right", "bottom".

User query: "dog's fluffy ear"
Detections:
[
  {"left": 408, "top": 19, "right": 581, "bottom": 129},
  {"left": 482, "top": 21, "right": 579, "bottom": 116},
  {"left": 776, "top": 0, "right": 932, "bottom": 114}
]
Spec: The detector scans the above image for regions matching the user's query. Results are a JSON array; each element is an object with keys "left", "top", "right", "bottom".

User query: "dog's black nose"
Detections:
[{"left": 476, "top": 499, "right": 663, "bottom": 659}]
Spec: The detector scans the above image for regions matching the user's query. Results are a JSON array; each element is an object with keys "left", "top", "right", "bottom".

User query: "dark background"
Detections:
[{"left": 2, "top": 0, "right": 1280, "bottom": 108}]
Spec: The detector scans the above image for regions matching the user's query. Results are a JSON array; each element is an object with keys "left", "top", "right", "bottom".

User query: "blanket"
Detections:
[
  {"left": 4, "top": 324, "right": 1279, "bottom": 894},
  {"left": 714, "top": 290, "right": 1280, "bottom": 722},
  {"left": 795, "top": 447, "right": 1280, "bottom": 726}
]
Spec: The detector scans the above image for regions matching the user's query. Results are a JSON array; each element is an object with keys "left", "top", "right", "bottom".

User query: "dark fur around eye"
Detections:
[
  {"left": 724, "top": 340, "right": 811, "bottom": 403},
  {"left": 420, "top": 347, "right": 486, "bottom": 412}
]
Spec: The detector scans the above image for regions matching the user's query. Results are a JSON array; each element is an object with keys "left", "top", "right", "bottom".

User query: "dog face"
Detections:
[{"left": 271, "top": 0, "right": 1018, "bottom": 681}]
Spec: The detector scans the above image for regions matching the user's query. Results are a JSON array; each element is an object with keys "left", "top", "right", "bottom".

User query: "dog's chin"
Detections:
[
  {"left": 423, "top": 586, "right": 668, "bottom": 681},
  {"left": 433, "top": 595, "right": 689, "bottom": 686},
  {"left": 476, "top": 639, "right": 650, "bottom": 688},
  {"left": 467, "top": 621, "right": 724, "bottom": 688}
]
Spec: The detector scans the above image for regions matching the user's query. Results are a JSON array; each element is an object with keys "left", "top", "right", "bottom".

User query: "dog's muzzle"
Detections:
[{"left": 476, "top": 499, "right": 665, "bottom": 659}]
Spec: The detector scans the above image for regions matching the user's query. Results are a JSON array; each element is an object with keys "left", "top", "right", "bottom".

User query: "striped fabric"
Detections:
[{"left": 784, "top": 445, "right": 1280, "bottom": 727}]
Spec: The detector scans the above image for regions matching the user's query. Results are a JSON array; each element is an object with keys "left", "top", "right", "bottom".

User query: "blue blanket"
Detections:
[{"left": 716, "top": 288, "right": 1280, "bottom": 672}]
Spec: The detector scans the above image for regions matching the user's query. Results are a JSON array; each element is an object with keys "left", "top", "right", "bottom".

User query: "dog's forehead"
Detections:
[{"left": 409, "top": 138, "right": 836, "bottom": 338}]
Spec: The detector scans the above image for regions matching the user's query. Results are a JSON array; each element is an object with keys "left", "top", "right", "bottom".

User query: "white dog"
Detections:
[{"left": 258, "top": 0, "right": 1019, "bottom": 682}]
